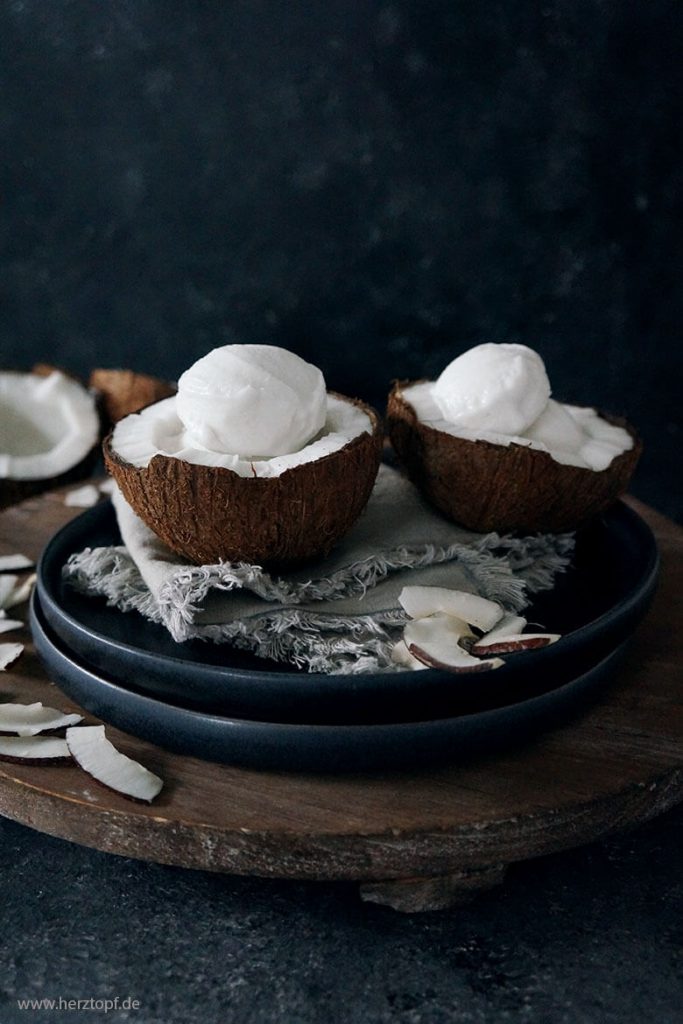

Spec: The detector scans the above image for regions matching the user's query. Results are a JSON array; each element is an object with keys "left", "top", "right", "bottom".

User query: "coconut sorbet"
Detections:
[
  {"left": 176, "top": 345, "right": 328, "bottom": 458},
  {"left": 404, "top": 343, "right": 634, "bottom": 472},
  {"left": 112, "top": 344, "right": 373, "bottom": 478}
]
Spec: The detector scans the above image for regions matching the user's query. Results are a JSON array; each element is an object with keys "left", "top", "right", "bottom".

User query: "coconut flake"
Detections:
[
  {"left": 64, "top": 484, "right": 100, "bottom": 508},
  {"left": 0, "top": 616, "right": 23, "bottom": 634},
  {"left": 66, "top": 725, "right": 163, "bottom": 803},
  {"left": 98, "top": 477, "right": 116, "bottom": 495},
  {"left": 404, "top": 614, "right": 504, "bottom": 673},
  {"left": 1, "top": 573, "right": 36, "bottom": 609},
  {"left": 390, "top": 639, "right": 429, "bottom": 671},
  {"left": 398, "top": 586, "right": 504, "bottom": 632},
  {"left": 0, "top": 576, "right": 19, "bottom": 608},
  {"left": 0, "top": 701, "right": 82, "bottom": 734},
  {"left": 471, "top": 632, "right": 561, "bottom": 656},
  {"left": 0, "top": 644, "right": 24, "bottom": 671},
  {"left": 474, "top": 613, "right": 528, "bottom": 643},
  {"left": 0, "top": 735, "right": 71, "bottom": 763},
  {"left": 0, "top": 554, "right": 34, "bottom": 572}
]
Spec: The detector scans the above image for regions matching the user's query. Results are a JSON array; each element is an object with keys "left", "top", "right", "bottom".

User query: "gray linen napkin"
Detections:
[{"left": 63, "top": 466, "right": 574, "bottom": 674}]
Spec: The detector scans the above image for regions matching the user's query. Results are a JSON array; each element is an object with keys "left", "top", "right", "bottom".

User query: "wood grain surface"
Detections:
[{"left": 0, "top": 485, "right": 681, "bottom": 910}]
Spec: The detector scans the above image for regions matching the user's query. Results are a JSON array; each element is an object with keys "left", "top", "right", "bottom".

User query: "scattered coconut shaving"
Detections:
[
  {"left": 98, "top": 478, "right": 116, "bottom": 495},
  {"left": 398, "top": 586, "right": 504, "bottom": 632},
  {"left": 0, "top": 700, "right": 82, "bottom": 734},
  {"left": 404, "top": 614, "right": 504, "bottom": 673},
  {"left": 390, "top": 639, "right": 429, "bottom": 671},
  {"left": 471, "top": 632, "right": 561, "bottom": 655},
  {"left": 0, "top": 644, "right": 24, "bottom": 672},
  {"left": 66, "top": 725, "right": 163, "bottom": 803},
  {"left": 392, "top": 586, "right": 562, "bottom": 673},
  {"left": 0, "top": 702, "right": 164, "bottom": 801},
  {"left": 0, "top": 614, "right": 23, "bottom": 634},
  {"left": 65, "top": 484, "right": 100, "bottom": 508},
  {"left": 0, "top": 575, "right": 19, "bottom": 608},
  {"left": 0, "top": 554, "right": 33, "bottom": 572},
  {"left": 1, "top": 574, "right": 36, "bottom": 610},
  {"left": 0, "top": 735, "right": 71, "bottom": 763}
]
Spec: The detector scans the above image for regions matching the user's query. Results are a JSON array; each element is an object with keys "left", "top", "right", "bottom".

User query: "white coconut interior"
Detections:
[
  {"left": 111, "top": 393, "right": 373, "bottom": 478},
  {"left": 402, "top": 381, "right": 633, "bottom": 472},
  {"left": 0, "top": 371, "right": 99, "bottom": 480}
]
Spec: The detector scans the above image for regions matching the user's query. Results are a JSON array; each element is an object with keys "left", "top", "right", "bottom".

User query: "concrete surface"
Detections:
[{"left": 0, "top": 803, "right": 681, "bottom": 1023}]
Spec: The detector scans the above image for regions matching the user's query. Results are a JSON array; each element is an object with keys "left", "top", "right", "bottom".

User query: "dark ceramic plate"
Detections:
[
  {"left": 31, "top": 593, "right": 629, "bottom": 773},
  {"left": 36, "top": 499, "right": 658, "bottom": 725}
]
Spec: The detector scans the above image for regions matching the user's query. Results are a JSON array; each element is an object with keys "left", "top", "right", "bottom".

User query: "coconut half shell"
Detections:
[
  {"left": 104, "top": 394, "right": 383, "bottom": 566},
  {"left": 90, "top": 368, "right": 176, "bottom": 426},
  {"left": 387, "top": 380, "right": 642, "bottom": 533},
  {"left": 0, "top": 369, "right": 101, "bottom": 511}
]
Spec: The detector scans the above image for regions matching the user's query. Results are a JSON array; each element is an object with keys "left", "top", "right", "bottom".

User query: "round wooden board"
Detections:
[{"left": 0, "top": 485, "right": 681, "bottom": 912}]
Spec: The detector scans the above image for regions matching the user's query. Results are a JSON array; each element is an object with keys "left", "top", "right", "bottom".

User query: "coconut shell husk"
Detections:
[
  {"left": 386, "top": 380, "right": 642, "bottom": 533},
  {"left": 104, "top": 394, "right": 383, "bottom": 566},
  {"left": 90, "top": 369, "right": 176, "bottom": 426}
]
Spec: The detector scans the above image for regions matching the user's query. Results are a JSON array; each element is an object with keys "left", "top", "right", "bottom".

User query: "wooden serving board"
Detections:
[{"left": 0, "top": 486, "right": 681, "bottom": 912}]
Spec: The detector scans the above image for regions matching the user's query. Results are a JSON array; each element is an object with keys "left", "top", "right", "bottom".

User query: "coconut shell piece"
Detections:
[
  {"left": 104, "top": 394, "right": 383, "bottom": 567},
  {"left": 90, "top": 368, "right": 177, "bottom": 425},
  {"left": 386, "top": 381, "right": 642, "bottom": 533}
]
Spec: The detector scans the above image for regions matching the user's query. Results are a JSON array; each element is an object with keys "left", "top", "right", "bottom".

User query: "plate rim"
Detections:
[
  {"left": 36, "top": 497, "right": 659, "bottom": 688},
  {"left": 31, "top": 591, "right": 627, "bottom": 736}
]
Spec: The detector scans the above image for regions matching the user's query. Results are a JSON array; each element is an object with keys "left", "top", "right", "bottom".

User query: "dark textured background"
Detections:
[{"left": 0, "top": 1, "right": 681, "bottom": 518}]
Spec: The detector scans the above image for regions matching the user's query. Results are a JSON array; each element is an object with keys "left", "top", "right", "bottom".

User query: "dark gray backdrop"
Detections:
[{"left": 1, "top": 0, "right": 680, "bottom": 518}]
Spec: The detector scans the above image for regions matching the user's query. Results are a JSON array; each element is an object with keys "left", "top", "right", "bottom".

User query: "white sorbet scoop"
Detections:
[
  {"left": 432, "top": 342, "right": 551, "bottom": 435},
  {"left": 176, "top": 344, "right": 327, "bottom": 458}
]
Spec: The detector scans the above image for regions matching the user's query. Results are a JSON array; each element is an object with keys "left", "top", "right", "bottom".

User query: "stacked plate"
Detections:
[{"left": 31, "top": 499, "right": 659, "bottom": 772}]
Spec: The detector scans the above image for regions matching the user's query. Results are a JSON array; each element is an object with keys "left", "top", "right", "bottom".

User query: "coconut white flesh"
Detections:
[
  {"left": 66, "top": 725, "right": 163, "bottom": 802},
  {"left": 0, "top": 371, "right": 99, "bottom": 481},
  {"left": 0, "top": 735, "right": 71, "bottom": 762},
  {"left": 471, "top": 632, "right": 561, "bottom": 655},
  {"left": 1, "top": 573, "right": 36, "bottom": 609},
  {"left": 0, "top": 554, "right": 33, "bottom": 572},
  {"left": 474, "top": 613, "right": 527, "bottom": 643},
  {"left": 111, "top": 393, "right": 373, "bottom": 478},
  {"left": 402, "top": 382, "right": 634, "bottom": 472},
  {"left": 0, "top": 700, "right": 82, "bottom": 733},
  {"left": 398, "top": 586, "right": 504, "bottom": 632},
  {"left": 0, "top": 616, "right": 23, "bottom": 634},
  {"left": 0, "top": 576, "right": 19, "bottom": 608},
  {"left": 0, "top": 644, "right": 23, "bottom": 671},
  {"left": 404, "top": 614, "right": 504, "bottom": 673},
  {"left": 64, "top": 483, "right": 100, "bottom": 508},
  {"left": 390, "top": 639, "right": 429, "bottom": 671}
]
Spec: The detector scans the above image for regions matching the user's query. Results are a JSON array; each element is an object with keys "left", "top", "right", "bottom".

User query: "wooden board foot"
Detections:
[{"left": 359, "top": 864, "right": 508, "bottom": 912}]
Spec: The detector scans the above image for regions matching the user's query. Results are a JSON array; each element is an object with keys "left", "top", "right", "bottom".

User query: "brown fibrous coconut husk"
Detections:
[
  {"left": 90, "top": 368, "right": 177, "bottom": 426},
  {"left": 104, "top": 394, "right": 383, "bottom": 566},
  {"left": 386, "top": 380, "right": 642, "bottom": 533}
]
